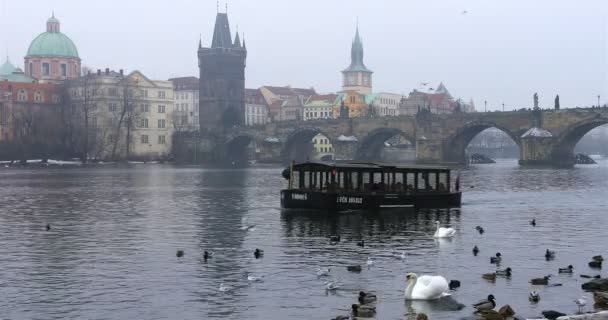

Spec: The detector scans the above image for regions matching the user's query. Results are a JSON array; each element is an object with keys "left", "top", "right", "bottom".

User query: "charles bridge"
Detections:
[{"left": 174, "top": 107, "right": 608, "bottom": 167}]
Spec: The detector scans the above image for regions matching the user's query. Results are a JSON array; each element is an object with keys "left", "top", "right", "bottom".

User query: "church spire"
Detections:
[
  {"left": 343, "top": 22, "right": 370, "bottom": 73},
  {"left": 233, "top": 31, "right": 241, "bottom": 48},
  {"left": 211, "top": 12, "right": 232, "bottom": 48}
]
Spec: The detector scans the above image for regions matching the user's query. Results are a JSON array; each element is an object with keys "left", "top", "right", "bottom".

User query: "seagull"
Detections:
[
  {"left": 461, "top": 10, "right": 468, "bottom": 15},
  {"left": 247, "top": 274, "right": 263, "bottom": 282},
  {"left": 218, "top": 283, "right": 232, "bottom": 292},
  {"left": 316, "top": 267, "right": 331, "bottom": 277},
  {"left": 529, "top": 290, "right": 540, "bottom": 302},
  {"left": 325, "top": 281, "right": 340, "bottom": 291},
  {"left": 366, "top": 257, "right": 374, "bottom": 267},
  {"left": 574, "top": 297, "right": 587, "bottom": 313},
  {"left": 240, "top": 224, "right": 256, "bottom": 231}
]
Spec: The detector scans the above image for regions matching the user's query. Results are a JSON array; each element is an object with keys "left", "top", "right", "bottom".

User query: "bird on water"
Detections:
[{"left": 472, "top": 294, "right": 496, "bottom": 312}]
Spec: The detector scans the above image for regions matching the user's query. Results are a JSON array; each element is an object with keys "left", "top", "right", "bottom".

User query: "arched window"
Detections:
[
  {"left": 17, "top": 90, "right": 27, "bottom": 102},
  {"left": 34, "top": 91, "right": 44, "bottom": 102}
]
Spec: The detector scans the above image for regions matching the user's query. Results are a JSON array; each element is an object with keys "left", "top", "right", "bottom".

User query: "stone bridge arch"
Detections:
[
  {"left": 442, "top": 121, "right": 522, "bottom": 163},
  {"left": 356, "top": 127, "right": 416, "bottom": 160},
  {"left": 282, "top": 127, "right": 333, "bottom": 163},
  {"left": 551, "top": 116, "right": 608, "bottom": 164},
  {"left": 224, "top": 133, "right": 255, "bottom": 166}
]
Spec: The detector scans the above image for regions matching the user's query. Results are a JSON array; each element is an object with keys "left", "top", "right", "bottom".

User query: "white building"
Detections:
[
  {"left": 245, "top": 88, "right": 268, "bottom": 126},
  {"left": 371, "top": 92, "right": 401, "bottom": 116},
  {"left": 66, "top": 69, "right": 174, "bottom": 160},
  {"left": 169, "top": 77, "right": 199, "bottom": 131},
  {"left": 303, "top": 94, "right": 337, "bottom": 121}
]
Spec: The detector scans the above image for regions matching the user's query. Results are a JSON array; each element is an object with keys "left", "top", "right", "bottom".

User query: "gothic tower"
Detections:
[
  {"left": 198, "top": 12, "right": 247, "bottom": 132},
  {"left": 341, "top": 25, "right": 372, "bottom": 94}
]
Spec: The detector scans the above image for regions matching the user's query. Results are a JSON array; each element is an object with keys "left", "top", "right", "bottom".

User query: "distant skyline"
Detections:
[{"left": 1, "top": 0, "right": 607, "bottom": 110}]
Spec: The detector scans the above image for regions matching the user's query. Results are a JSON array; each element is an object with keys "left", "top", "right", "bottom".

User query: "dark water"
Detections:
[{"left": 0, "top": 160, "right": 607, "bottom": 320}]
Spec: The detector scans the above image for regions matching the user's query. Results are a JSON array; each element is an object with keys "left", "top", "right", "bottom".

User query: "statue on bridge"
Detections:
[
  {"left": 533, "top": 92, "right": 539, "bottom": 110},
  {"left": 554, "top": 94, "right": 560, "bottom": 110},
  {"left": 339, "top": 100, "right": 349, "bottom": 119}
]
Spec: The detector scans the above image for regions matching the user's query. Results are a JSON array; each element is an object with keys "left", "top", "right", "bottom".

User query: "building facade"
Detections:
[
  {"left": 24, "top": 14, "right": 81, "bottom": 83},
  {"left": 65, "top": 69, "right": 174, "bottom": 160},
  {"left": 259, "top": 85, "right": 316, "bottom": 122},
  {"left": 333, "top": 90, "right": 371, "bottom": 119},
  {"left": 170, "top": 77, "right": 199, "bottom": 131},
  {"left": 198, "top": 12, "right": 246, "bottom": 131},
  {"left": 244, "top": 88, "right": 268, "bottom": 126},
  {"left": 341, "top": 26, "right": 372, "bottom": 94},
  {"left": 371, "top": 92, "right": 401, "bottom": 117},
  {"left": 312, "top": 133, "right": 334, "bottom": 160},
  {"left": 303, "top": 94, "right": 337, "bottom": 121}
]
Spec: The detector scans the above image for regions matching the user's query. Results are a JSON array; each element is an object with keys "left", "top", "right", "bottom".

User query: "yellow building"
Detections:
[
  {"left": 332, "top": 90, "right": 372, "bottom": 119},
  {"left": 312, "top": 133, "right": 334, "bottom": 161}
]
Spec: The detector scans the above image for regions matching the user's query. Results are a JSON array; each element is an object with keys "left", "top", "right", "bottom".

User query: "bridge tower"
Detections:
[
  {"left": 341, "top": 24, "right": 372, "bottom": 94},
  {"left": 198, "top": 11, "right": 247, "bottom": 132}
]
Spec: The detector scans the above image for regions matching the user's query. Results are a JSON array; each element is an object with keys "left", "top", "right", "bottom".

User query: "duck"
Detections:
[
  {"left": 475, "top": 226, "right": 485, "bottom": 234},
  {"left": 203, "top": 251, "right": 213, "bottom": 260},
  {"left": 542, "top": 310, "right": 566, "bottom": 320},
  {"left": 247, "top": 274, "right": 263, "bottom": 282},
  {"left": 218, "top": 283, "right": 232, "bottom": 292},
  {"left": 351, "top": 303, "right": 376, "bottom": 318},
  {"left": 477, "top": 309, "right": 502, "bottom": 320},
  {"left": 530, "top": 276, "right": 549, "bottom": 285},
  {"left": 558, "top": 265, "right": 573, "bottom": 274},
  {"left": 472, "top": 294, "right": 496, "bottom": 312},
  {"left": 593, "top": 291, "right": 608, "bottom": 305},
  {"left": 574, "top": 296, "right": 587, "bottom": 313},
  {"left": 347, "top": 265, "right": 362, "bottom": 272},
  {"left": 254, "top": 248, "right": 264, "bottom": 259},
  {"left": 404, "top": 273, "right": 450, "bottom": 300},
  {"left": 482, "top": 272, "right": 497, "bottom": 281},
  {"left": 496, "top": 267, "right": 512, "bottom": 277},
  {"left": 545, "top": 249, "right": 556, "bottom": 260},
  {"left": 530, "top": 218, "right": 536, "bottom": 226},
  {"left": 358, "top": 291, "right": 377, "bottom": 304},
  {"left": 529, "top": 290, "right": 540, "bottom": 302},
  {"left": 176, "top": 250, "right": 184, "bottom": 258},
  {"left": 473, "top": 245, "right": 480, "bottom": 256},
  {"left": 415, "top": 314, "right": 429, "bottom": 320},
  {"left": 329, "top": 235, "right": 341, "bottom": 242},
  {"left": 490, "top": 252, "right": 502, "bottom": 264},
  {"left": 325, "top": 281, "right": 340, "bottom": 291},
  {"left": 316, "top": 267, "right": 330, "bottom": 276},
  {"left": 433, "top": 221, "right": 456, "bottom": 238},
  {"left": 366, "top": 257, "right": 374, "bottom": 267},
  {"left": 498, "top": 305, "right": 515, "bottom": 318},
  {"left": 580, "top": 274, "right": 601, "bottom": 279},
  {"left": 356, "top": 240, "right": 365, "bottom": 247},
  {"left": 46, "top": 223, "right": 51, "bottom": 231},
  {"left": 592, "top": 255, "right": 604, "bottom": 262},
  {"left": 331, "top": 315, "right": 349, "bottom": 320},
  {"left": 589, "top": 260, "right": 602, "bottom": 268}
]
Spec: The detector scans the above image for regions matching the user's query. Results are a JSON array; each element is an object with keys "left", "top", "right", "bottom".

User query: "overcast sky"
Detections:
[{"left": 1, "top": 0, "right": 607, "bottom": 110}]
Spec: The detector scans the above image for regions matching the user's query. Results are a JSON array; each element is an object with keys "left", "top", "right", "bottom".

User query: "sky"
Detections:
[{"left": 1, "top": 0, "right": 607, "bottom": 110}]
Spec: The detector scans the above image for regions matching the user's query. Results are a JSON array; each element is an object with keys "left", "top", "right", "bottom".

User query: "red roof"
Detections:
[
  {"left": 263, "top": 85, "right": 316, "bottom": 97},
  {"left": 245, "top": 88, "right": 267, "bottom": 105}
]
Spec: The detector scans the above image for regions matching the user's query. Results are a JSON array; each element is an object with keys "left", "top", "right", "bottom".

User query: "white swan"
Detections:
[
  {"left": 433, "top": 221, "right": 456, "bottom": 238},
  {"left": 404, "top": 273, "right": 450, "bottom": 300}
]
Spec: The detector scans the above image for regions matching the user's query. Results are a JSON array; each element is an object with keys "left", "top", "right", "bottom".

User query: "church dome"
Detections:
[
  {"left": 0, "top": 58, "right": 17, "bottom": 76},
  {"left": 26, "top": 14, "right": 79, "bottom": 58}
]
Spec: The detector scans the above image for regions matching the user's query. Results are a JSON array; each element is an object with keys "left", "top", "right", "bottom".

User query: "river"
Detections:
[{"left": 0, "top": 160, "right": 606, "bottom": 319}]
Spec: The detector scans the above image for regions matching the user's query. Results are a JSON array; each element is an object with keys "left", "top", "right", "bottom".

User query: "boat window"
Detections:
[
  {"left": 303, "top": 171, "right": 310, "bottom": 189},
  {"left": 428, "top": 172, "right": 437, "bottom": 191},
  {"left": 438, "top": 172, "right": 448, "bottom": 191},
  {"left": 338, "top": 171, "right": 345, "bottom": 189},
  {"left": 406, "top": 172, "right": 415, "bottom": 191},
  {"left": 417, "top": 172, "right": 427, "bottom": 191},
  {"left": 292, "top": 170, "right": 300, "bottom": 189},
  {"left": 362, "top": 172, "right": 371, "bottom": 190},
  {"left": 348, "top": 172, "right": 359, "bottom": 190}
]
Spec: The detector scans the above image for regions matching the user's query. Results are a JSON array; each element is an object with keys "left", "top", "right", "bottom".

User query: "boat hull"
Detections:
[{"left": 280, "top": 189, "right": 461, "bottom": 210}]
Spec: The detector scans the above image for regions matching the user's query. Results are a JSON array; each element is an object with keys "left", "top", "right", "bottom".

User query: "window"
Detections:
[
  {"left": 34, "top": 91, "right": 43, "bottom": 102},
  {"left": 109, "top": 102, "right": 117, "bottom": 112},
  {"left": 108, "top": 134, "right": 115, "bottom": 142},
  {"left": 42, "top": 63, "right": 50, "bottom": 76},
  {"left": 108, "top": 88, "right": 118, "bottom": 96},
  {"left": 17, "top": 90, "right": 27, "bottom": 101},
  {"left": 158, "top": 91, "right": 166, "bottom": 99},
  {"left": 52, "top": 95, "right": 60, "bottom": 103},
  {"left": 157, "top": 119, "right": 166, "bottom": 128},
  {"left": 141, "top": 104, "right": 149, "bottom": 112},
  {"left": 158, "top": 105, "right": 165, "bottom": 113},
  {"left": 140, "top": 118, "right": 148, "bottom": 128},
  {"left": 61, "top": 64, "right": 67, "bottom": 77},
  {"left": 141, "top": 89, "right": 148, "bottom": 98},
  {"left": 140, "top": 135, "right": 149, "bottom": 144},
  {"left": 158, "top": 135, "right": 166, "bottom": 144}
]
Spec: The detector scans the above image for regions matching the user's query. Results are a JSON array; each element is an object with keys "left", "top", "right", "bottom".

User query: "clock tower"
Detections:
[{"left": 341, "top": 25, "right": 372, "bottom": 94}]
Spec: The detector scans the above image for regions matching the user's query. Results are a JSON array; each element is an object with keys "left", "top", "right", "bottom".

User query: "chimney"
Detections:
[
  {"left": 105, "top": 68, "right": 110, "bottom": 75},
  {"left": 119, "top": 69, "right": 123, "bottom": 75},
  {"left": 97, "top": 69, "right": 101, "bottom": 76}
]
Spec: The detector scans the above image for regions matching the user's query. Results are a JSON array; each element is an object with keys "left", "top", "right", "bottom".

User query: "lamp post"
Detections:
[
  {"left": 502, "top": 102, "right": 504, "bottom": 112},
  {"left": 484, "top": 100, "right": 487, "bottom": 112},
  {"left": 598, "top": 95, "right": 601, "bottom": 108}
]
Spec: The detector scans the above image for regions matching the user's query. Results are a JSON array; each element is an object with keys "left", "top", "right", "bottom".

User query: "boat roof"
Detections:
[{"left": 292, "top": 161, "right": 452, "bottom": 171}]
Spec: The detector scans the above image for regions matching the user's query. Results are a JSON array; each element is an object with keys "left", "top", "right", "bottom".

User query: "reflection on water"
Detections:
[{"left": 0, "top": 160, "right": 607, "bottom": 319}]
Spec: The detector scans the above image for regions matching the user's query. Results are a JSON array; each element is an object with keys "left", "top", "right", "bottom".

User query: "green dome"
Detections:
[
  {"left": 26, "top": 32, "right": 79, "bottom": 58},
  {"left": 0, "top": 59, "right": 16, "bottom": 76}
]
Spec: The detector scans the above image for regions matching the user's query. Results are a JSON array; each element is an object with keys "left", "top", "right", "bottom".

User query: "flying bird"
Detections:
[{"left": 461, "top": 10, "right": 468, "bottom": 15}]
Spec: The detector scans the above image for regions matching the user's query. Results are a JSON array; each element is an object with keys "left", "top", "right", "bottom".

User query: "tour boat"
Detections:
[{"left": 281, "top": 162, "right": 462, "bottom": 210}]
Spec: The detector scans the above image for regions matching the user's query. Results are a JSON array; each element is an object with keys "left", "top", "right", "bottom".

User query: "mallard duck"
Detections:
[
  {"left": 496, "top": 267, "right": 512, "bottom": 277},
  {"left": 475, "top": 226, "right": 485, "bottom": 234},
  {"left": 347, "top": 265, "right": 362, "bottom": 272},
  {"left": 356, "top": 240, "right": 365, "bottom": 247},
  {"left": 351, "top": 303, "right": 376, "bottom": 318},
  {"left": 542, "top": 310, "right": 566, "bottom": 320},
  {"left": 592, "top": 255, "right": 604, "bottom": 262},
  {"left": 529, "top": 290, "right": 540, "bottom": 302},
  {"left": 482, "top": 272, "right": 497, "bottom": 281},
  {"left": 358, "top": 291, "right": 377, "bottom": 304},
  {"left": 530, "top": 276, "right": 549, "bottom": 285},
  {"left": 530, "top": 218, "right": 536, "bottom": 226},
  {"left": 545, "top": 249, "right": 556, "bottom": 260},
  {"left": 558, "top": 265, "right": 573, "bottom": 274},
  {"left": 490, "top": 252, "right": 502, "bottom": 264},
  {"left": 473, "top": 245, "right": 479, "bottom": 256},
  {"left": 593, "top": 291, "right": 608, "bottom": 305},
  {"left": 254, "top": 248, "right": 264, "bottom": 258},
  {"left": 176, "top": 250, "right": 184, "bottom": 258},
  {"left": 498, "top": 304, "right": 515, "bottom": 318},
  {"left": 473, "top": 294, "right": 496, "bottom": 311}
]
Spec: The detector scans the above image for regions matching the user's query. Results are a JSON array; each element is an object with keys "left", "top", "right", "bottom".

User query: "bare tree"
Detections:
[{"left": 110, "top": 76, "right": 140, "bottom": 161}]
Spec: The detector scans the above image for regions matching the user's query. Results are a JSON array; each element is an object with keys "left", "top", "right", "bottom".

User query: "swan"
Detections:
[
  {"left": 433, "top": 221, "right": 456, "bottom": 238},
  {"left": 404, "top": 273, "right": 450, "bottom": 300}
]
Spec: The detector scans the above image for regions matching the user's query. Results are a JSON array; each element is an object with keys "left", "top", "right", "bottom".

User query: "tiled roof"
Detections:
[
  {"left": 169, "top": 76, "right": 198, "bottom": 90},
  {"left": 263, "top": 85, "right": 316, "bottom": 97}
]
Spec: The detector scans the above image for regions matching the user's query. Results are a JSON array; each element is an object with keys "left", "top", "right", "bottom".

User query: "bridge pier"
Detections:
[
  {"left": 257, "top": 139, "right": 282, "bottom": 163},
  {"left": 415, "top": 138, "right": 443, "bottom": 164},
  {"left": 333, "top": 140, "right": 359, "bottom": 161}
]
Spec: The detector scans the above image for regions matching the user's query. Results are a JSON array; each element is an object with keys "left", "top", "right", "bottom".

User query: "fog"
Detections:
[{"left": 2, "top": 0, "right": 607, "bottom": 109}]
